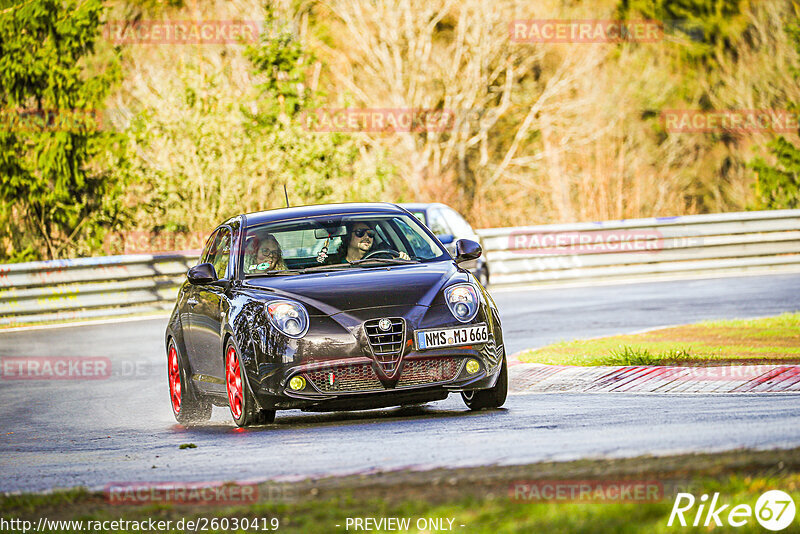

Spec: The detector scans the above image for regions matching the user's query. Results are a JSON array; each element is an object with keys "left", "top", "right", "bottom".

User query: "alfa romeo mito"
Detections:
[{"left": 165, "top": 203, "right": 507, "bottom": 427}]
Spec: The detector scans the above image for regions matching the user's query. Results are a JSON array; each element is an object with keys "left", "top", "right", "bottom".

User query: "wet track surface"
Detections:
[{"left": 1, "top": 273, "right": 799, "bottom": 492}]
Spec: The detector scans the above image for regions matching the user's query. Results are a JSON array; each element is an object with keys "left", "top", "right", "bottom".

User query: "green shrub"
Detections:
[{"left": 0, "top": 0, "right": 131, "bottom": 261}]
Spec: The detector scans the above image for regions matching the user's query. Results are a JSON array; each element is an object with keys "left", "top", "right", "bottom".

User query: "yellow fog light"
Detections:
[
  {"left": 465, "top": 359, "right": 480, "bottom": 374},
  {"left": 288, "top": 375, "right": 306, "bottom": 391}
]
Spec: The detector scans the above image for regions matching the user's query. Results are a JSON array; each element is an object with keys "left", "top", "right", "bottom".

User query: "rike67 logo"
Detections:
[{"left": 668, "top": 490, "right": 796, "bottom": 531}]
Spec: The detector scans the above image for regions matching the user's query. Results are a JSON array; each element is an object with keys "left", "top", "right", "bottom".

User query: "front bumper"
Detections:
[
  {"left": 240, "top": 304, "right": 504, "bottom": 411},
  {"left": 252, "top": 344, "right": 502, "bottom": 411},
  {"left": 283, "top": 350, "right": 496, "bottom": 399}
]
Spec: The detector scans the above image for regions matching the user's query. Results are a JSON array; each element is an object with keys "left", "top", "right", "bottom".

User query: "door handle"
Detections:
[{"left": 187, "top": 298, "right": 199, "bottom": 307}]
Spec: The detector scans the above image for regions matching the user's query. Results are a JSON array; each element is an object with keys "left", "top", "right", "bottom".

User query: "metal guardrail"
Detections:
[
  {"left": 0, "top": 210, "right": 798, "bottom": 325},
  {"left": 476, "top": 209, "right": 800, "bottom": 287},
  {"left": 0, "top": 254, "right": 199, "bottom": 326}
]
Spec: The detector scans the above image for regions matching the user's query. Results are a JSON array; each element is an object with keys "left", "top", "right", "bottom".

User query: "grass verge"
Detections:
[
  {"left": 517, "top": 313, "right": 800, "bottom": 366},
  {"left": 2, "top": 449, "right": 800, "bottom": 533}
]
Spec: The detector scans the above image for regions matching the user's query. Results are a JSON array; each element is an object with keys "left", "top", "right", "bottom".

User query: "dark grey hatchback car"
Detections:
[{"left": 165, "top": 203, "right": 507, "bottom": 427}]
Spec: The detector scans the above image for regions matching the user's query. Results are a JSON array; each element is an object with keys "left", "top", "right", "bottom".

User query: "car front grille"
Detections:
[
  {"left": 396, "top": 357, "right": 462, "bottom": 387},
  {"left": 364, "top": 317, "right": 405, "bottom": 374},
  {"left": 303, "top": 357, "right": 462, "bottom": 394},
  {"left": 305, "top": 363, "right": 382, "bottom": 393}
]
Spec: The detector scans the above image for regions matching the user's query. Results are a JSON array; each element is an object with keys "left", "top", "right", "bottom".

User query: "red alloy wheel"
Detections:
[
  {"left": 226, "top": 346, "right": 244, "bottom": 420},
  {"left": 168, "top": 345, "right": 181, "bottom": 414}
]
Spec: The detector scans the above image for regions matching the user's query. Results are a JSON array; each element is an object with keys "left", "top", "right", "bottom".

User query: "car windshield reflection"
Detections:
[{"left": 241, "top": 213, "right": 447, "bottom": 277}]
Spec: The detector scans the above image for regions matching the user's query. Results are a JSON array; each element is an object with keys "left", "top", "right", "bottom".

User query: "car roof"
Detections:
[{"left": 242, "top": 202, "right": 408, "bottom": 227}]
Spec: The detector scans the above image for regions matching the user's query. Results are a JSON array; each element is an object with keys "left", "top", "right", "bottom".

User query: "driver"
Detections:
[
  {"left": 325, "top": 221, "right": 410, "bottom": 264},
  {"left": 244, "top": 233, "right": 287, "bottom": 273}
]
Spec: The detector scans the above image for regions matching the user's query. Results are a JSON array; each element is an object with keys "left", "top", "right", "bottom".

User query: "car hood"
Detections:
[{"left": 242, "top": 261, "right": 462, "bottom": 315}]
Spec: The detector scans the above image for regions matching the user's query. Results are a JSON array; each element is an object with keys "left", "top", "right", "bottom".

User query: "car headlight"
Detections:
[
  {"left": 444, "top": 283, "right": 479, "bottom": 323},
  {"left": 266, "top": 300, "right": 309, "bottom": 338}
]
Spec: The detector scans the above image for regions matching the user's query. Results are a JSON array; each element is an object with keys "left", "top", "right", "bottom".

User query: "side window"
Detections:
[
  {"left": 373, "top": 224, "right": 390, "bottom": 249},
  {"left": 393, "top": 218, "right": 437, "bottom": 259},
  {"left": 207, "top": 228, "right": 232, "bottom": 279},
  {"left": 200, "top": 231, "right": 218, "bottom": 264},
  {"left": 428, "top": 210, "right": 452, "bottom": 236}
]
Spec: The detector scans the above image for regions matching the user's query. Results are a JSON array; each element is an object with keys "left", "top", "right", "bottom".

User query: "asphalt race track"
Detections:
[{"left": 1, "top": 273, "right": 799, "bottom": 493}]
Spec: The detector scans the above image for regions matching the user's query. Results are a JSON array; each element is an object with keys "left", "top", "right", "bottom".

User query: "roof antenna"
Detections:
[{"left": 284, "top": 184, "right": 290, "bottom": 208}]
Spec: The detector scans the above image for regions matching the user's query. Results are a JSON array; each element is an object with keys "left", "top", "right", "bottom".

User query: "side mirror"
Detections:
[
  {"left": 437, "top": 233, "right": 455, "bottom": 245},
  {"left": 455, "top": 239, "right": 482, "bottom": 263},
  {"left": 188, "top": 263, "right": 218, "bottom": 285}
]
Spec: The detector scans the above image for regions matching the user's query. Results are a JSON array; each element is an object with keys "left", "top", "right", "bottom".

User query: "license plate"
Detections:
[{"left": 415, "top": 324, "right": 488, "bottom": 350}]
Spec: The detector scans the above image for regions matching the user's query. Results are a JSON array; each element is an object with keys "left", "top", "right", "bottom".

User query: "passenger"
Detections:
[
  {"left": 326, "top": 222, "right": 409, "bottom": 264},
  {"left": 244, "top": 233, "right": 286, "bottom": 273}
]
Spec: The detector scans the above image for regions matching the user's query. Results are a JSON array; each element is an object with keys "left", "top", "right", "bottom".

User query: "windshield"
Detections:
[{"left": 240, "top": 213, "right": 449, "bottom": 276}]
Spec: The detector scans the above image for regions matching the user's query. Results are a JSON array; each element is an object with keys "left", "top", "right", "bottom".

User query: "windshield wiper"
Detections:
[
  {"left": 348, "top": 257, "right": 419, "bottom": 266},
  {"left": 245, "top": 270, "right": 302, "bottom": 277},
  {"left": 249, "top": 258, "right": 420, "bottom": 276},
  {"left": 298, "top": 263, "right": 355, "bottom": 273},
  {"left": 298, "top": 258, "right": 419, "bottom": 272}
]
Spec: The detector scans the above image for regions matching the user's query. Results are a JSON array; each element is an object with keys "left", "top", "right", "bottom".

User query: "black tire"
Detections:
[
  {"left": 168, "top": 338, "right": 212, "bottom": 424},
  {"left": 461, "top": 355, "right": 507, "bottom": 410},
  {"left": 225, "top": 340, "right": 276, "bottom": 427}
]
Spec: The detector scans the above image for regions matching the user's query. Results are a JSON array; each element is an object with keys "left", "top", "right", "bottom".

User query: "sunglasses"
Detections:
[{"left": 353, "top": 228, "right": 375, "bottom": 238}]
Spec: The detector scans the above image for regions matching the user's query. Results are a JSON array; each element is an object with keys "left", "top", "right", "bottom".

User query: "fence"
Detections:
[
  {"left": 476, "top": 209, "right": 800, "bottom": 286},
  {"left": 0, "top": 254, "right": 198, "bottom": 326},
  {"left": 1, "top": 210, "right": 799, "bottom": 325}
]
